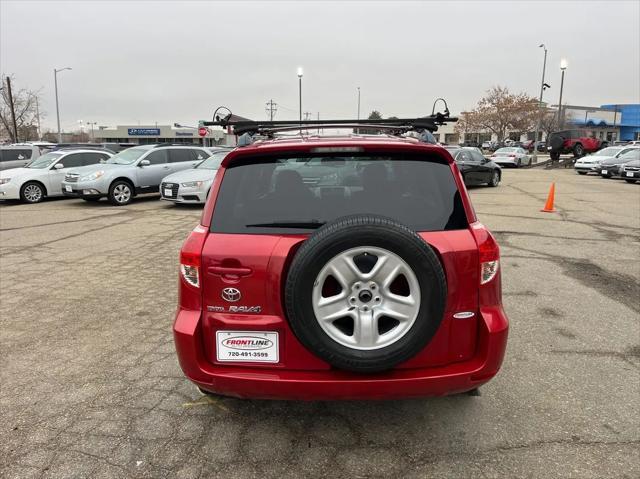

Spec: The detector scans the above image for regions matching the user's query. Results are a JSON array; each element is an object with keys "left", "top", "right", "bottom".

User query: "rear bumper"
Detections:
[{"left": 173, "top": 306, "right": 509, "bottom": 400}]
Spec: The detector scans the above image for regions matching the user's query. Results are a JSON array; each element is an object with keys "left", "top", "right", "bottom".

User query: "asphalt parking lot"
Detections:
[{"left": 1, "top": 168, "right": 638, "bottom": 478}]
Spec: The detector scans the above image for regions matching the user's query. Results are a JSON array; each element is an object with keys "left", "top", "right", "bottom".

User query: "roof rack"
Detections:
[{"left": 200, "top": 100, "right": 457, "bottom": 138}]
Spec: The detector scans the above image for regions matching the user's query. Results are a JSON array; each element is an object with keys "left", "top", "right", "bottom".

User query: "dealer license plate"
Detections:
[
  {"left": 601, "top": 169, "right": 607, "bottom": 174},
  {"left": 627, "top": 172, "right": 634, "bottom": 177},
  {"left": 65, "top": 185, "right": 72, "bottom": 192},
  {"left": 216, "top": 331, "right": 279, "bottom": 363},
  {"left": 164, "top": 188, "right": 173, "bottom": 197}
]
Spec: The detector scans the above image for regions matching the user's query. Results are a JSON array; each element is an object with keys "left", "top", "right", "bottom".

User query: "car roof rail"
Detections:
[
  {"left": 200, "top": 100, "right": 458, "bottom": 139},
  {"left": 150, "top": 143, "right": 204, "bottom": 148}
]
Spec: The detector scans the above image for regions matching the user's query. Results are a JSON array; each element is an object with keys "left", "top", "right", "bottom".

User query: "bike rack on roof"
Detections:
[{"left": 199, "top": 101, "right": 457, "bottom": 138}]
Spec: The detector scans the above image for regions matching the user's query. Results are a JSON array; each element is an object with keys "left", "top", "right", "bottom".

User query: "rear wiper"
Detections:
[{"left": 245, "top": 220, "right": 326, "bottom": 229}]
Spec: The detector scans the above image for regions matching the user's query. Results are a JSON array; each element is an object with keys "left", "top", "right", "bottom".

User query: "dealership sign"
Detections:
[{"left": 127, "top": 128, "right": 160, "bottom": 136}]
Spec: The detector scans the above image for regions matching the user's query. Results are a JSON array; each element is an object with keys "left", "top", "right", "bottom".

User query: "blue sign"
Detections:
[{"left": 128, "top": 128, "right": 160, "bottom": 136}]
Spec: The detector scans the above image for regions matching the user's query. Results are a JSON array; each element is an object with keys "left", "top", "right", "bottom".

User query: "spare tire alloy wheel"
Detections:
[{"left": 285, "top": 215, "right": 447, "bottom": 373}]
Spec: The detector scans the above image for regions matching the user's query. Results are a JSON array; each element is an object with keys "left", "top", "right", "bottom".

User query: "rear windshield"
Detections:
[{"left": 210, "top": 152, "right": 467, "bottom": 234}]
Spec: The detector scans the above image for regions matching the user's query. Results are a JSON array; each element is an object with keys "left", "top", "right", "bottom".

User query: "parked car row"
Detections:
[
  {"left": 0, "top": 144, "right": 231, "bottom": 205},
  {"left": 573, "top": 146, "right": 640, "bottom": 182}
]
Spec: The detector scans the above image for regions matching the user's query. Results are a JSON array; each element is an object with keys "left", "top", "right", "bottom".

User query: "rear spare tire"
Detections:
[
  {"left": 549, "top": 134, "right": 565, "bottom": 152},
  {"left": 284, "top": 215, "right": 447, "bottom": 373}
]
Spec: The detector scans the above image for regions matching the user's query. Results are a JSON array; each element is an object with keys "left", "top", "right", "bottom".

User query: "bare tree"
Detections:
[
  {"left": 539, "top": 109, "right": 560, "bottom": 143},
  {"left": 457, "top": 86, "right": 538, "bottom": 142},
  {"left": 0, "top": 75, "right": 42, "bottom": 142}
]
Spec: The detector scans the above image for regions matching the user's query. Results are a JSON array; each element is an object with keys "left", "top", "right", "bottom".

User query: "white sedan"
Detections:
[
  {"left": 160, "top": 149, "right": 230, "bottom": 204},
  {"left": 573, "top": 146, "right": 637, "bottom": 175},
  {"left": 490, "top": 147, "right": 531, "bottom": 167},
  {"left": 0, "top": 149, "right": 112, "bottom": 203}
]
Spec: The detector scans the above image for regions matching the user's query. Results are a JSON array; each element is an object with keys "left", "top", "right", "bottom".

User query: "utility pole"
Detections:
[
  {"left": 6, "top": 77, "right": 19, "bottom": 142},
  {"left": 54, "top": 67, "right": 72, "bottom": 143},
  {"left": 265, "top": 99, "right": 277, "bottom": 120},
  {"left": 303, "top": 111, "right": 313, "bottom": 121},
  {"left": 35, "top": 96, "right": 42, "bottom": 140}
]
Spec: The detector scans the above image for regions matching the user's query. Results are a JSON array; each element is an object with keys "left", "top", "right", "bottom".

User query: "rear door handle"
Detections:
[{"left": 208, "top": 266, "right": 253, "bottom": 279}]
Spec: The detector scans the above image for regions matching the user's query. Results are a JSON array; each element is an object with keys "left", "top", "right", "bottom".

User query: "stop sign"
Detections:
[{"left": 198, "top": 127, "right": 208, "bottom": 137}]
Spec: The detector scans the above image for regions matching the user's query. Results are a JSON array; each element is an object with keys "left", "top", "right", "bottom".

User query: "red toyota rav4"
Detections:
[{"left": 173, "top": 117, "right": 508, "bottom": 400}]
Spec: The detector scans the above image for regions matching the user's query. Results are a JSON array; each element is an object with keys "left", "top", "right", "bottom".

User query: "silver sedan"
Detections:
[{"left": 490, "top": 147, "right": 531, "bottom": 168}]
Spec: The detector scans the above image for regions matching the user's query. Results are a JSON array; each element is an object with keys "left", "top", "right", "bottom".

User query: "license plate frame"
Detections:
[
  {"left": 164, "top": 188, "right": 173, "bottom": 197},
  {"left": 601, "top": 169, "right": 608, "bottom": 175},
  {"left": 65, "top": 185, "right": 72, "bottom": 193},
  {"left": 216, "top": 331, "right": 279, "bottom": 363},
  {"left": 626, "top": 172, "right": 634, "bottom": 177}
]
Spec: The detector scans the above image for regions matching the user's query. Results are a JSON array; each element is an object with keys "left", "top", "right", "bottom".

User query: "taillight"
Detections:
[
  {"left": 471, "top": 223, "right": 500, "bottom": 285},
  {"left": 180, "top": 225, "right": 208, "bottom": 289}
]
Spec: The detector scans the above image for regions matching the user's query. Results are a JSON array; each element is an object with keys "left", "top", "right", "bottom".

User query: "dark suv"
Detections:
[
  {"left": 173, "top": 120, "right": 509, "bottom": 400},
  {"left": 548, "top": 129, "right": 604, "bottom": 160}
]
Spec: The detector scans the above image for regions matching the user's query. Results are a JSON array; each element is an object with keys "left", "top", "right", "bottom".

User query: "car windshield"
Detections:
[
  {"left": 26, "top": 152, "right": 64, "bottom": 169},
  {"left": 211, "top": 152, "right": 468, "bottom": 234},
  {"left": 196, "top": 151, "right": 228, "bottom": 170},
  {"left": 593, "top": 147, "right": 621, "bottom": 157},
  {"left": 105, "top": 148, "right": 147, "bottom": 165},
  {"left": 495, "top": 148, "right": 516, "bottom": 154}
]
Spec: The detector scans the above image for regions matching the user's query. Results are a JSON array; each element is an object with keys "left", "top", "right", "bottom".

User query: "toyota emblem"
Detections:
[{"left": 221, "top": 287, "right": 241, "bottom": 302}]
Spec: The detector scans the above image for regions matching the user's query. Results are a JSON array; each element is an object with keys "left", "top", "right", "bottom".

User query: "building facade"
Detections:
[{"left": 92, "top": 125, "right": 235, "bottom": 146}]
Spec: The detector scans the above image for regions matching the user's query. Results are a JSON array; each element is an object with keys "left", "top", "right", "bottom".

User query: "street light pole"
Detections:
[
  {"left": 557, "top": 59, "right": 567, "bottom": 127},
  {"left": 357, "top": 87, "right": 361, "bottom": 135},
  {"left": 297, "top": 67, "right": 303, "bottom": 124},
  {"left": 54, "top": 67, "right": 72, "bottom": 143},
  {"left": 532, "top": 44, "right": 547, "bottom": 164},
  {"left": 87, "top": 121, "right": 97, "bottom": 142}
]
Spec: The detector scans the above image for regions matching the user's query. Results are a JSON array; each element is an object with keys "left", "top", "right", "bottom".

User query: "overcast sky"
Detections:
[{"left": 1, "top": 0, "right": 639, "bottom": 131}]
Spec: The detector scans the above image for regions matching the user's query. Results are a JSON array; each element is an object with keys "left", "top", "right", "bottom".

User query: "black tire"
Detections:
[
  {"left": 577, "top": 171, "right": 587, "bottom": 175},
  {"left": 487, "top": 170, "right": 500, "bottom": 187},
  {"left": 20, "top": 181, "right": 45, "bottom": 204},
  {"left": 550, "top": 151, "right": 560, "bottom": 162},
  {"left": 573, "top": 143, "right": 584, "bottom": 158},
  {"left": 108, "top": 180, "right": 134, "bottom": 206},
  {"left": 549, "top": 134, "right": 565, "bottom": 152},
  {"left": 516, "top": 158, "right": 522, "bottom": 168},
  {"left": 284, "top": 214, "right": 447, "bottom": 373},
  {"left": 625, "top": 179, "right": 637, "bottom": 184}
]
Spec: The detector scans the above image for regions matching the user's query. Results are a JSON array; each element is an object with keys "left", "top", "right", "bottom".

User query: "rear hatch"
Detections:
[{"left": 200, "top": 147, "right": 480, "bottom": 370}]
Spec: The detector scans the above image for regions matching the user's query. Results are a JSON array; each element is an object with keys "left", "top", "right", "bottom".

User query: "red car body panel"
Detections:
[{"left": 174, "top": 138, "right": 509, "bottom": 400}]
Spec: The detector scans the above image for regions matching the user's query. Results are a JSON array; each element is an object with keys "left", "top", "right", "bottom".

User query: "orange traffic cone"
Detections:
[{"left": 540, "top": 182, "right": 556, "bottom": 213}]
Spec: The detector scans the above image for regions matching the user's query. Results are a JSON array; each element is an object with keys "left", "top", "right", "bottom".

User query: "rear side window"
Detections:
[
  {"left": 0, "top": 149, "right": 33, "bottom": 162},
  {"left": 211, "top": 153, "right": 467, "bottom": 234},
  {"left": 169, "top": 149, "right": 194, "bottom": 163}
]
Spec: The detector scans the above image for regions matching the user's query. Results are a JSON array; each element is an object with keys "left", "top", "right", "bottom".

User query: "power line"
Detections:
[{"left": 265, "top": 99, "right": 278, "bottom": 120}]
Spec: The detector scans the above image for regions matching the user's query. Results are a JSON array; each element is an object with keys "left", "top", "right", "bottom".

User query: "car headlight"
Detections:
[
  {"left": 80, "top": 171, "right": 105, "bottom": 181},
  {"left": 0, "top": 178, "right": 10, "bottom": 185},
  {"left": 181, "top": 181, "right": 203, "bottom": 188}
]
